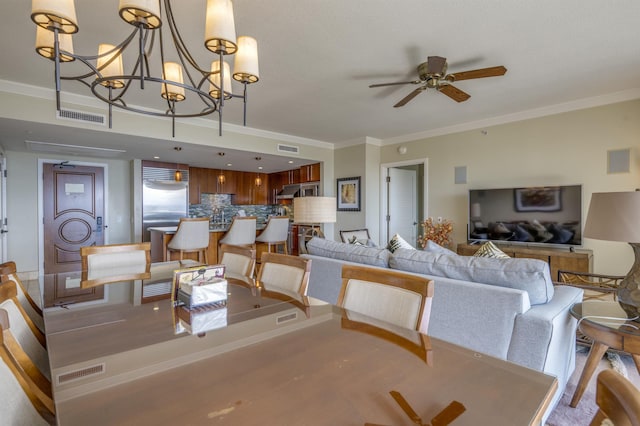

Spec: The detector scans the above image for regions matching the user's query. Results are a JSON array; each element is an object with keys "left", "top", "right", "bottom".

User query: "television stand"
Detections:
[{"left": 457, "top": 243, "right": 593, "bottom": 281}]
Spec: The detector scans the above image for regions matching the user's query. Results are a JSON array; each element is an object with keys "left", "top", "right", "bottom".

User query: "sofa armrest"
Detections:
[{"left": 507, "top": 285, "right": 583, "bottom": 416}]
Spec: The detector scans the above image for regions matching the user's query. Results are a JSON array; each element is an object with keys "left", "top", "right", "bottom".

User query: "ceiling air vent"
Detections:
[
  {"left": 57, "top": 108, "right": 106, "bottom": 126},
  {"left": 277, "top": 144, "right": 299, "bottom": 154},
  {"left": 56, "top": 363, "right": 105, "bottom": 385},
  {"left": 276, "top": 312, "right": 297, "bottom": 325}
]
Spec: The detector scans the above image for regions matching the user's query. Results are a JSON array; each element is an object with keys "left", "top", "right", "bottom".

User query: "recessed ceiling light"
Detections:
[
  {"left": 258, "top": 166, "right": 263, "bottom": 170},
  {"left": 226, "top": 163, "right": 232, "bottom": 167},
  {"left": 153, "top": 156, "right": 160, "bottom": 159},
  {"left": 288, "top": 160, "right": 294, "bottom": 164}
]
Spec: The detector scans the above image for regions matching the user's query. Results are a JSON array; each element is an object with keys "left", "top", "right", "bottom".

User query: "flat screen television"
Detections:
[{"left": 468, "top": 185, "right": 582, "bottom": 247}]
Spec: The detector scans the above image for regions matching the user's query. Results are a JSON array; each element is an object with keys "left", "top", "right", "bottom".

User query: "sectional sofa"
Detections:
[{"left": 301, "top": 237, "right": 584, "bottom": 421}]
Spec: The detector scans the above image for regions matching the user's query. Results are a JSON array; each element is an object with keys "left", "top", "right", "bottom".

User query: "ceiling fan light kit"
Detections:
[
  {"left": 369, "top": 56, "right": 507, "bottom": 108},
  {"left": 30, "top": 0, "right": 260, "bottom": 137}
]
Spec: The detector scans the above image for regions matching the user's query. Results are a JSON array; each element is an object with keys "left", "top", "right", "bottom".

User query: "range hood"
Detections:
[{"left": 276, "top": 184, "right": 300, "bottom": 200}]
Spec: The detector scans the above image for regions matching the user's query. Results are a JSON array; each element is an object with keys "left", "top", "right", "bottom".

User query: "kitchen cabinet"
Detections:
[
  {"left": 300, "top": 163, "right": 320, "bottom": 183},
  {"left": 189, "top": 168, "right": 269, "bottom": 205}
]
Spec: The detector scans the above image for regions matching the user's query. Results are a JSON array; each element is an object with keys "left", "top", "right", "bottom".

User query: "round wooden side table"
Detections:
[{"left": 569, "top": 301, "right": 640, "bottom": 407}]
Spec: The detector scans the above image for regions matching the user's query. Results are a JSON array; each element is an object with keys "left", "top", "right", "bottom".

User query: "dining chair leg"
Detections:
[{"left": 283, "top": 241, "right": 288, "bottom": 255}]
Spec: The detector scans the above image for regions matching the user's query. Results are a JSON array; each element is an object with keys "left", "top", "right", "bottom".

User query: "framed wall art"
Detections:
[{"left": 337, "top": 176, "right": 361, "bottom": 211}]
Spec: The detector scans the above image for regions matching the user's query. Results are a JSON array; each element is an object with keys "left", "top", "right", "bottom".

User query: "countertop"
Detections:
[{"left": 148, "top": 224, "right": 266, "bottom": 234}]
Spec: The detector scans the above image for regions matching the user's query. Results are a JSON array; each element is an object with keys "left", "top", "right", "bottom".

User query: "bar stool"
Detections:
[
  {"left": 255, "top": 216, "right": 290, "bottom": 255},
  {"left": 218, "top": 217, "right": 257, "bottom": 261},
  {"left": 167, "top": 218, "right": 210, "bottom": 263}
]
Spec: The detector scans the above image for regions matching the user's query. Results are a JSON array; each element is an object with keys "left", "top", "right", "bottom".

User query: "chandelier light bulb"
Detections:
[
  {"left": 161, "top": 62, "right": 186, "bottom": 102},
  {"left": 35, "top": 25, "right": 75, "bottom": 62},
  {"left": 204, "top": 0, "right": 237, "bottom": 54},
  {"left": 97, "top": 44, "right": 125, "bottom": 88},
  {"left": 31, "top": 0, "right": 78, "bottom": 34},
  {"left": 209, "top": 60, "right": 233, "bottom": 99},
  {"left": 233, "top": 36, "right": 259, "bottom": 83}
]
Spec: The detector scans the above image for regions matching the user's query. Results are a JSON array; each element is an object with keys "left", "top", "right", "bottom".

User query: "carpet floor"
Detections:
[{"left": 546, "top": 346, "right": 639, "bottom": 426}]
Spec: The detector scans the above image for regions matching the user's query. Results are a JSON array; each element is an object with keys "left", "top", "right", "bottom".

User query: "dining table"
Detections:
[{"left": 41, "top": 262, "right": 558, "bottom": 426}]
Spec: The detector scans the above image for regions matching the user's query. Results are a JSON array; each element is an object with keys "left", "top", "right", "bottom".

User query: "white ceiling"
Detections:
[{"left": 1, "top": 0, "right": 640, "bottom": 171}]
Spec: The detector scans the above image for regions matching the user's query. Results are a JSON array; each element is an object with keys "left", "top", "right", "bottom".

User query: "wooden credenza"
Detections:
[{"left": 457, "top": 243, "right": 593, "bottom": 281}]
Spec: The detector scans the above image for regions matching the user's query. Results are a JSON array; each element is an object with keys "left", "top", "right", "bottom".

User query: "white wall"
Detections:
[{"left": 379, "top": 99, "right": 640, "bottom": 275}]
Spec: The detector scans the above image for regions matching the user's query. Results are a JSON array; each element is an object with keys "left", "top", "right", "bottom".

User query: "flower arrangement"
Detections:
[{"left": 417, "top": 217, "right": 454, "bottom": 249}]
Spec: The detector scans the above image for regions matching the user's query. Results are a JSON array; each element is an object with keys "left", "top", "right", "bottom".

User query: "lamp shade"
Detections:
[
  {"left": 31, "top": 0, "right": 78, "bottom": 34},
  {"left": 204, "top": 0, "right": 237, "bottom": 54},
  {"left": 584, "top": 191, "right": 640, "bottom": 243},
  {"left": 209, "top": 60, "right": 233, "bottom": 99},
  {"left": 119, "top": 0, "right": 162, "bottom": 29},
  {"left": 97, "top": 44, "right": 125, "bottom": 88},
  {"left": 294, "top": 197, "right": 336, "bottom": 224},
  {"left": 161, "top": 62, "right": 186, "bottom": 101},
  {"left": 233, "top": 36, "right": 259, "bottom": 83},
  {"left": 35, "top": 26, "right": 74, "bottom": 62}
]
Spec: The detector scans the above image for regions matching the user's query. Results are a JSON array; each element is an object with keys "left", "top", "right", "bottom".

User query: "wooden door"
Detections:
[{"left": 43, "top": 163, "right": 105, "bottom": 306}]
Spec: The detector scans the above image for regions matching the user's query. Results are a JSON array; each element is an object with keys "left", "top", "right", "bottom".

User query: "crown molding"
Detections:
[
  {"left": 0, "top": 79, "right": 334, "bottom": 150},
  {"left": 381, "top": 88, "right": 640, "bottom": 145}
]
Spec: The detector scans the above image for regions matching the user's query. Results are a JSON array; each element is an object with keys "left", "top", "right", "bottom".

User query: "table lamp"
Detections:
[
  {"left": 583, "top": 191, "right": 640, "bottom": 320},
  {"left": 293, "top": 197, "right": 336, "bottom": 253}
]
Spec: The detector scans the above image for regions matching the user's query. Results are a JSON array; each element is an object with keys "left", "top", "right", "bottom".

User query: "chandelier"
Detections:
[{"left": 31, "top": 0, "right": 260, "bottom": 136}]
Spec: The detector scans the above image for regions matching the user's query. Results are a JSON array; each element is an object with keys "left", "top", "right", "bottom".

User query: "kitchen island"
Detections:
[{"left": 149, "top": 224, "right": 266, "bottom": 264}]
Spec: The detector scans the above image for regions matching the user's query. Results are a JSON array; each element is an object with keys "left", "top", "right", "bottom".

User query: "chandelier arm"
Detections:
[
  {"left": 53, "top": 26, "right": 61, "bottom": 111},
  {"left": 164, "top": 0, "right": 209, "bottom": 74},
  {"left": 243, "top": 81, "right": 248, "bottom": 126}
]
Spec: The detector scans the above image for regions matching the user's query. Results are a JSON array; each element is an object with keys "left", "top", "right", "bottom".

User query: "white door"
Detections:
[{"left": 387, "top": 167, "right": 417, "bottom": 245}]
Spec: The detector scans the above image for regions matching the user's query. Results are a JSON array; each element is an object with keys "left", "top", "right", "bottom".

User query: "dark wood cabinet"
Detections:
[
  {"left": 456, "top": 243, "right": 593, "bottom": 281},
  {"left": 300, "top": 163, "right": 320, "bottom": 183},
  {"left": 189, "top": 168, "right": 269, "bottom": 205}
]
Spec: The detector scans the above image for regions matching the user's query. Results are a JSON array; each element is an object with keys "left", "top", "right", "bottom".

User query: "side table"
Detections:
[{"left": 569, "top": 301, "right": 640, "bottom": 407}]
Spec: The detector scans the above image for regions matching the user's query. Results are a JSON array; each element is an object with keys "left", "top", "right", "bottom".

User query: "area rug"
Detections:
[{"left": 546, "top": 346, "right": 637, "bottom": 426}]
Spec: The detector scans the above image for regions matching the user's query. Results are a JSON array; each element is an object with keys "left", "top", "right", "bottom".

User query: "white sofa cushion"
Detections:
[{"left": 389, "top": 249, "right": 554, "bottom": 305}]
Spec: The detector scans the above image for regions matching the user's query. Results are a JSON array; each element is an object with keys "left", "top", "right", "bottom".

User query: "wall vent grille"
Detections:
[
  {"left": 276, "top": 312, "right": 297, "bottom": 324},
  {"left": 277, "top": 144, "right": 299, "bottom": 154},
  {"left": 57, "top": 363, "right": 105, "bottom": 385},
  {"left": 57, "top": 109, "right": 106, "bottom": 126}
]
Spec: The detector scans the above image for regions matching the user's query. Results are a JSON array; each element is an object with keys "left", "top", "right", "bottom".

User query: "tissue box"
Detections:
[
  {"left": 176, "top": 303, "right": 228, "bottom": 334},
  {"left": 178, "top": 277, "right": 228, "bottom": 308}
]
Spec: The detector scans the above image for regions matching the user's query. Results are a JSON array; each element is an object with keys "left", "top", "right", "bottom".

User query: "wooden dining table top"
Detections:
[{"left": 44, "top": 276, "right": 557, "bottom": 426}]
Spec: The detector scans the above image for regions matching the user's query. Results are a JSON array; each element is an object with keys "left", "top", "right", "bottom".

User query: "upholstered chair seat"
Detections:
[
  {"left": 257, "top": 253, "right": 311, "bottom": 299},
  {"left": 338, "top": 265, "right": 434, "bottom": 333},
  {"left": 218, "top": 217, "right": 257, "bottom": 259},
  {"left": 255, "top": 216, "right": 290, "bottom": 255},
  {"left": 0, "top": 261, "right": 44, "bottom": 333},
  {"left": 167, "top": 218, "right": 210, "bottom": 263},
  {"left": 219, "top": 244, "right": 256, "bottom": 281}
]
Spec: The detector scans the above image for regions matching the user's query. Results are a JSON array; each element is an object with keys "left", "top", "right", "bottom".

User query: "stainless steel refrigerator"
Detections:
[{"left": 142, "top": 165, "right": 189, "bottom": 242}]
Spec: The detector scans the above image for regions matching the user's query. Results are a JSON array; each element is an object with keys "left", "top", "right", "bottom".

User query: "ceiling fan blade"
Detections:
[
  {"left": 393, "top": 88, "right": 424, "bottom": 107},
  {"left": 369, "top": 81, "right": 419, "bottom": 88},
  {"left": 430, "top": 401, "right": 466, "bottom": 426},
  {"left": 438, "top": 84, "right": 470, "bottom": 102},
  {"left": 427, "top": 56, "right": 447, "bottom": 76},
  {"left": 389, "top": 391, "right": 423, "bottom": 425},
  {"left": 446, "top": 65, "right": 507, "bottom": 82}
]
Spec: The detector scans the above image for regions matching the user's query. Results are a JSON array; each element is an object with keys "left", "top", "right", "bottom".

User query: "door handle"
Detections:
[{"left": 0, "top": 229, "right": 7, "bottom": 234}]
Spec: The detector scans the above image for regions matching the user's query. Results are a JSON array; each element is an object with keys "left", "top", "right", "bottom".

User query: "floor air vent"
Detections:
[
  {"left": 277, "top": 144, "right": 299, "bottom": 154},
  {"left": 57, "top": 109, "right": 106, "bottom": 126},
  {"left": 57, "top": 363, "right": 105, "bottom": 385},
  {"left": 276, "top": 312, "right": 297, "bottom": 324}
]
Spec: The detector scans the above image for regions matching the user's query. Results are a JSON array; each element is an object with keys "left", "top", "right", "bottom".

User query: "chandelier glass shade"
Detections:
[{"left": 30, "top": 0, "right": 260, "bottom": 136}]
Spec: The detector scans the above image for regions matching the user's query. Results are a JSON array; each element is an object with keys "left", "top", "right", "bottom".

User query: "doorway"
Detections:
[
  {"left": 381, "top": 159, "right": 428, "bottom": 246},
  {"left": 40, "top": 160, "right": 108, "bottom": 307}
]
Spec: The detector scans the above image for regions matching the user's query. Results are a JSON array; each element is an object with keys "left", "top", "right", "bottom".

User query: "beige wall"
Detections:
[{"left": 379, "top": 99, "right": 640, "bottom": 275}]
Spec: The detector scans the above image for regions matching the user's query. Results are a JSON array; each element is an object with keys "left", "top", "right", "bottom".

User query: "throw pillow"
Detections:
[
  {"left": 473, "top": 241, "right": 510, "bottom": 259},
  {"left": 386, "top": 233, "right": 415, "bottom": 253},
  {"left": 348, "top": 235, "right": 365, "bottom": 246}
]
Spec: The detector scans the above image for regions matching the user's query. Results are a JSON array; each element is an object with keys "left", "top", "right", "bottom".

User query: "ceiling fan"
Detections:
[{"left": 369, "top": 56, "right": 507, "bottom": 107}]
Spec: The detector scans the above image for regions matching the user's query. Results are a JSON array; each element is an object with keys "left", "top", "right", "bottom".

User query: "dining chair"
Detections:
[
  {"left": 0, "top": 261, "right": 44, "bottom": 333},
  {"left": 590, "top": 369, "right": 640, "bottom": 426},
  {"left": 256, "top": 253, "right": 311, "bottom": 298},
  {"left": 80, "top": 242, "right": 151, "bottom": 288},
  {"left": 0, "top": 307, "right": 55, "bottom": 420},
  {"left": 219, "top": 243, "right": 257, "bottom": 280},
  {"left": 218, "top": 217, "right": 257, "bottom": 258},
  {"left": 255, "top": 216, "right": 290, "bottom": 255},
  {"left": 337, "top": 264, "right": 434, "bottom": 333},
  {"left": 1, "top": 310, "right": 54, "bottom": 425},
  {"left": 166, "top": 217, "right": 210, "bottom": 263}
]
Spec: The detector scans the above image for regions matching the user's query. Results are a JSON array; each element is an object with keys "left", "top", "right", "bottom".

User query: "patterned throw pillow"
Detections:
[
  {"left": 386, "top": 233, "right": 415, "bottom": 253},
  {"left": 473, "top": 241, "right": 510, "bottom": 259},
  {"left": 348, "top": 235, "right": 365, "bottom": 246}
]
